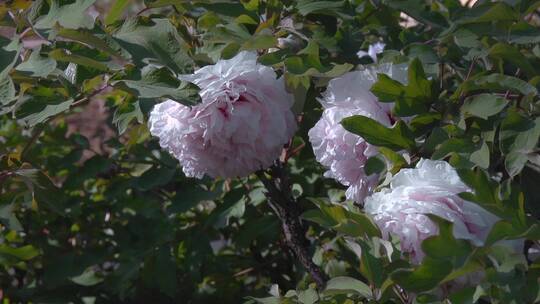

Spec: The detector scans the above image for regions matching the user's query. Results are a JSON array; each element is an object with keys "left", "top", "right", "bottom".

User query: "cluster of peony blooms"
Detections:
[{"left": 149, "top": 50, "right": 521, "bottom": 266}]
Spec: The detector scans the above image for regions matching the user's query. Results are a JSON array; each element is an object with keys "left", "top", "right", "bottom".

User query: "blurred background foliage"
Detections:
[{"left": 0, "top": 0, "right": 540, "bottom": 303}]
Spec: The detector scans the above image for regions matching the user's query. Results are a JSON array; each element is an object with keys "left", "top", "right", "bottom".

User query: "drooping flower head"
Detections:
[
  {"left": 364, "top": 159, "right": 521, "bottom": 264},
  {"left": 308, "top": 64, "right": 407, "bottom": 203},
  {"left": 148, "top": 51, "right": 297, "bottom": 178}
]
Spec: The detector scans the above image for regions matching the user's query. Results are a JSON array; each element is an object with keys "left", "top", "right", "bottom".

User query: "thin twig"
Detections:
[
  {"left": 458, "top": 57, "right": 477, "bottom": 102},
  {"left": 439, "top": 62, "right": 444, "bottom": 90},
  {"left": 24, "top": 17, "right": 49, "bottom": 43},
  {"left": 464, "top": 57, "right": 476, "bottom": 82},
  {"left": 504, "top": 68, "right": 521, "bottom": 100},
  {"left": 136, "top": 7, "right": 152, "bottom": 16},
  {"left": 20, "top": 124, "right": 45, "bottom": 161}
]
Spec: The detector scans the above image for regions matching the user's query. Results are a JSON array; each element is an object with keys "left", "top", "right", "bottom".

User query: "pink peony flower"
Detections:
[
  {"left": 364, "top": 159, "right": 521, "bottom": 264},
  {"left": 308, "top": 64, "right": 407, "bottom": 203},
  {"left": 148, "top": 51, "right": 297, "bottom": 178}
]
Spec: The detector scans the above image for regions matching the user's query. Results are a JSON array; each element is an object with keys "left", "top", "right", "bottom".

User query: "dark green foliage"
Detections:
[{"left": 0, "top": 0, "right": 539, "bottom": 303}]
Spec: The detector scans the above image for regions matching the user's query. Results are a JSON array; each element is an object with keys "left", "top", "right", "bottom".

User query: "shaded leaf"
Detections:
[
  {"left": 105, "top": 0, "right": 132, "bottom": 25},
  {"left": 113, "top": 18, "right": 194, "bottom": 73},
  {"left": 35, "top": 0, "right": 97, "bottom": 29},
  {"left": 71, "top": 269, "right": 104, "bottom": 286},
  {"left": 16, "top": 49, "right": 57, "bottom": 77},
  {"left": 115, "top": 67, "right": 200, "bottom": 106},
  {"left": 324, "top": 276, "right": 371, "bottom": 298},
  {"left": 391, "top": 258, "right": 453, "bottom": 292},
  {"left": 341, "top": 115, "right": 416, "bottom": 151},
  {"left": 462, "top": 94, "right": 508, "bottom": 119},
  {"left": 17, "top": 98, "right": 73, "bottom": 127}
]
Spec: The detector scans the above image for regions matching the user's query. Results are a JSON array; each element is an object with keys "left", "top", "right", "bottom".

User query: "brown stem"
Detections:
[{"left": 256, "top": 162, "right": 328, "bottom": 289}]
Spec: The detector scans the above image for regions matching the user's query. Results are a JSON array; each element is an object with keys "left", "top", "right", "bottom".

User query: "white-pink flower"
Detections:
[
  {"left": 148, "top": 51, "right": 297, "bottom": 178},
  {"left": 357, "top": 42, "right": 386, "bottom": 63},
  {"left": 308, "top": 64, "right": 407, "bottom": 203},
  {"left": 364, "top": 159, "right": 521, "bottom": 264}
]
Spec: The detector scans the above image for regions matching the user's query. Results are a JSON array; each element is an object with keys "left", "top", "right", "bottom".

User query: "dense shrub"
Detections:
[{"left": 1, "top": 1, "right": 540, "bottom": 303}]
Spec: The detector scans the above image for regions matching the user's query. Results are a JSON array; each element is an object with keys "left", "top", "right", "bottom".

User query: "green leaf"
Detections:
[
  {"left": 489, "top": 43, "right": 534, "bottom": 77},
  {"left": 141, "top": 246, "right": 177, "bottom": 297},
  {"left": 113, "top": 18, "right": 194, "bottom": 73},
  {"left": 207, "top": 189, "right": 247, "bottom": 229},
  {"left": 0, "top": 204, "right": 23, "bottom": 231},
  {"left": 341, "top": 116, "right": 416, "bottom": 151},
  {"left": 134, "top": 166, "right": 176, "bottom": 191},
  {"left": 453, "top": 29, "right": 481, "bottom": 48},
  {"left": 304, "top": 199, "right": 380, "bottom": 237},
  {"left": 364, "top": 156, "right": 386, "bottom": 176},
  {"left": 55, "top": 27, "right": 122, "bottom": 58},
  {"left": 49, "top": 49, "right": 109, "bottom": 71},
  {"left": 324, "top": 276, "right": 371, "bottom": 298},
  {"left": 370, "top": 59, "right": 432, "bottom": 116},
  {"left": 242, "top": 34, "right": 277, "bottom": 50},
  {"left": 105, "top": 0, "right": 132, "bottom": 25},
  {"left": 16, "top": 49, "right": 57, "bottom": 78},
  {"left": 422, "top": 216, "right": 472, "bottom": 267},
  {"left": 359, "top": 240, "right": 385, "bottom": 287},
  {"left": 297, "top": 287, "right": 319, "bottom": 304},
  {"left": 234, "top": 216, "right": 279, "bottom": 248},
  {"left": 455, "top": 2, "right": 518, "bottom": 24},
  {"left": 285, "top": 73, "right": 310, "bottom": 115},
  {"left": 506, "top": 152, "right": 528, "bottom": 178},
  {"left": 71, "top": 269, "right": 104, "bottom": 286},
  {"left": 384, "top": 0, "right": 448, "bottom": 28},
  {"left": 346, "top": 211, "right": 381, "bottom": 237},
  {"left": 499, "top": 110, "right": 535, "bottom": 154},
  {"left": 17, "top": 99, "right": 74, "bottom": 127},
  {"left": 0, "top": 244, "right": 39, "bottom": 261},
  {"left": 378, "top": 147, "right": 408, "bottom": 174},
  {"left": 457, "top": 169, "right": 501, "bottom": 214},
  {"left": 391, "top": 258, "right": 453, "bottom": 292},
  {"left": 35, "top": 0, "right": 97, "bottom": 29},
  {"left": 485, "top": 221, "right": 540, "bottom": 245},
  {"left": 296, "top": 0, "right": 345, "bottom": 16},
  {"left": 499, "top": 112, "right": 540, "bottom": 177},
  {"left": 474, "top": 2, "right": 518, "bottom": 22},
  {"left": 370, "top": 74, "right": 405, "bottom": 103},
  {"left": 407, "top": 58, "right": 431, "bottom": 99},
  {"left": 302, "top": 209, "right": 337, "bottom": 227},
  {"left": 509, "top": 21, "right": 540, "bottom": 44},
  {"left": 245, "top": 296, "right": 280, "bottom": 304},
  {"left": 455, "top": 73, "right": 537, "bottom": 97},
  {"left": 115, "top": 67, "right": 200, "bottom": 106},
  {"left": 221, "top": 42, "right": 241, "bottom": 59},
  {"left": 432, "top": 138, "right": 479, "bottom": 160},
  {"left": 113, "top": 101, "right": 143, "bottom": 134},
  {"left": 409, "top": 113, "right": 441, "bottom": 135},
  {"left": 0, "top": 36, "right": 22, "bottom": 79},
  {"left": 169, "top": 185, "right": 221, "bottom": 214},
  {"left": 0, "top": 76, "right": 16, "bottom": 105},
  {"left": 441, "top": 259, "right": 483, "bottom": 284},
  {"left": 155, "top": 246, "right": 177, "bottom": 297},
  {"left": 470, "top": 141, "right": 490, "bottom": 169},
  {"left": 462, "top": 94, "right": 508, "bottom": 119},
  {"left": 512, "top": 117, "right": 540, "bottom": 154},
  {"left": 449, "top": 287, "right": 476, "bottom": 304}
]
